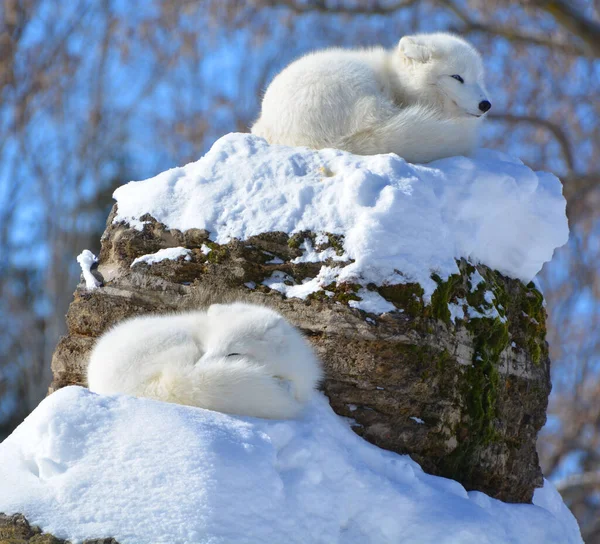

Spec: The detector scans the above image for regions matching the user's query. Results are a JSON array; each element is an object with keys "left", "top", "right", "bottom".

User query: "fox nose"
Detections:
[{"left": 479, "top": 100, "right": 491, "bottom": 113}]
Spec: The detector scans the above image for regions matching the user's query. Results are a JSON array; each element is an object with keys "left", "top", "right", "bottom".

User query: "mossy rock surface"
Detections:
[
  {"left": 50, "top": 208, "right": 551, "bottom": 504},
  {"left": 0, "top": 513, "right": 118, "bottom": 543}
]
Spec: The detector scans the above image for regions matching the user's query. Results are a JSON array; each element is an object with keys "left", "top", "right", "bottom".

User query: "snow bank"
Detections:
[
  {"left": 0, "top": 387, "right": 582, "bottom": 544},
  {"left": 113, "top": 134, "right": 569, "bottom": 298}
]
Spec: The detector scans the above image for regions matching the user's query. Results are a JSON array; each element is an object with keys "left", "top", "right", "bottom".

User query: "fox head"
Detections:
[
  {"left": 396, "top": 32, "right": 491, "bottom": 119},
  {"left": 199, "top": 303, "right": 323, "bottom": 399}
]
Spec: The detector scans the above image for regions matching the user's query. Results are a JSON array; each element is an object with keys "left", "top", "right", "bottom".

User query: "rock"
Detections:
[
  {"left": 0, "top": 513, "right": 38, "bottom": 541},
  {"left": 49, "top": 209, "right": 551, "bottom": 503},
  {"left": 0, "top": 512, "right": 119, "bottom": 543}
]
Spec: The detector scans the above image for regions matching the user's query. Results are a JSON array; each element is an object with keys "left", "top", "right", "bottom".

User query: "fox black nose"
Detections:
[{"left": 479, "top": 100, "right": 491, "bottom": 113}]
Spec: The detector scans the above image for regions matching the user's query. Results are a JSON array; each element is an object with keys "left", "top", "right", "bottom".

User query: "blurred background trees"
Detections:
[{"left": 0, "top": 0, "right": 598, "bottom": 539}]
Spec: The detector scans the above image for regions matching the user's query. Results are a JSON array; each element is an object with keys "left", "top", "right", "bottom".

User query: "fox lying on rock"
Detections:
[
  {"left": 87, "top": 303, "right": 323, "bottom": 419},
  {"left": 252, "top": 33, "right": 491, "bottom": 163}
]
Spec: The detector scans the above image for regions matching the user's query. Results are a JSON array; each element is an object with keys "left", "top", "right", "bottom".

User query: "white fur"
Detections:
[
  {"left": 252, "top": 33, "right": 490, "bottom": 163},
  {"left": 87, "top": 303, "right": 323, "bottom": 419}
]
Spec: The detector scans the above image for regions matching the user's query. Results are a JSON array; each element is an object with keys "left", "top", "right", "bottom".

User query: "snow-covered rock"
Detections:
[
  {"left": 51, "top": 134, "right": 567, "bottom": 503},
  {"left": 40, "top": 133, "right": 575, "bottom": 536},
  {"left": 0, "top": 387, "right": 583, "bottom": 544},
  {"left": 114, "top": 133, "right": 569, "bottom": 299}
]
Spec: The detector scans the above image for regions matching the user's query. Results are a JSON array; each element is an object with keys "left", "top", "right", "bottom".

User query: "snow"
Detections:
[
  {"left": 469, "top": 303, "right": 506, "bottom": 323},
  {"left": 0, "top": 387, "right": 581, "bottom": 544},
  {"left": 447, "top": 295, "right": 507, "bottom": 324},
  {"left": 261, "top": 272, "right": 396, "bottom": 313},
  {"left": 262, "top": 267, "right": 340, "bottom": 299},
  {"left": 0, "top": 387, "right": 582, "bottom": 544},
  {"left": 469, "top": 269, "right": 485, "bottom": 291},
  {"left": 448, "top": 300, "right": 467, "bottom": 323},
  {"left": 113, "top": 133, "right": 569, "bottom": 302},
  {"left": 76, "top": 250, "right": 101, "bottom": 290},
  {"left": 291, "top": 239, "right": 346, "bottom": 264},
  {"left": 348, "top": 289, "right": 396, "bottom": 314},
  {"left": 130, "top": 247, "right": 192, "bottom": 267}
]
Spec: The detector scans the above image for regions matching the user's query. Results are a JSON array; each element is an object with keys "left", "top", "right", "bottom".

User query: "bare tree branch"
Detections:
[
  {"left": 562, "top": 172, "right": 600, "bottom": 208},
  {"left": 528, "top": 0, "right": 600, "bottom": 56},
  {"left": 260, "top": 0, "right": 420, "bottom": 15},
  {"left": 263, "top": 0, "right": 592, "bottom": 56},
  {"left": 487, "top": 112, "right": 575, "bottom": 172},
  {"left": 440, "top": 0, "right": 588, "bottom": 56},
  {"left": 556, "top": 471, "right": 600, "bottom": 494}
]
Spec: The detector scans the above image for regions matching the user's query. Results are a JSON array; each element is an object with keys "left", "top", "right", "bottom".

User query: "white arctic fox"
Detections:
[
  {"left": 252, "top": 32, "right": 491, "bottom": 163},
  {"left": 87, "top": 303, "right": 322, "bottom": 419}
]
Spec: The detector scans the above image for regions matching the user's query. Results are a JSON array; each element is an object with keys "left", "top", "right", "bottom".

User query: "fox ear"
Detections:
[{"left": 398, "top": 36, "right": 431, "bottom": 63}]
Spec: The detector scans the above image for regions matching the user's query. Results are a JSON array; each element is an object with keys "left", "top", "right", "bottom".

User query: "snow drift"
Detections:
[{"left": 0, "top": 387, "right": 582, "bottom": 544}]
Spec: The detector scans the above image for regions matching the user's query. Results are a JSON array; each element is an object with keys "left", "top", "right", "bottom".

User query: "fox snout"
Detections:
[{"left": 478, "top": 100, "right": 491, "bottom": 113}]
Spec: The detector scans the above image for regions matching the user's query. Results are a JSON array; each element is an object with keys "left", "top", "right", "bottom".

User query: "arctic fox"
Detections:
[
  {"left": 252, "top": 32, "right": 491, "bottom": 163},
  {"left": 87, "top": 303, "right": 323, "bottom": 419}
]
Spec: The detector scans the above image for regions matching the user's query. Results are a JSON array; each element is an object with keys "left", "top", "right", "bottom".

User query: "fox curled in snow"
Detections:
[
  {"left": 86, "top": 303, "right": 322, "bottom": 419},
  {"left": 252, "top": 32, "right": 491, "bottom": 164}
]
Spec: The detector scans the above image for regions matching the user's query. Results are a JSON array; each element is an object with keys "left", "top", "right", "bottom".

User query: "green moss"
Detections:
[
  {"left": 436, "top": 348, "right": 453, "bottom": 372},
  {"left": 287, "top": 234, "right": 304, "bottom": 249},
  {"left": 529, "top": 342, "right": 542, "bottom": 366},
  {"left": 465, "top": 316, "right": 509, "bottom": 442},
  {"left": 377, "top": 283, "right": 425, "bottom": 317},
  {"left": 430, "top": 273, "right": 463, "bottom": 324},
  {"left": 468, "top": 316, "right": 510, "bottom": 360},
  {"left": 463, "top": 265, "right": 507, "bottom": 320},
  {"left": 489, "top": 282, "right": 510, "bottom": 318},
  {"left": 307, "top": 281, "right": 361, "bottom": 304},
  {"left": 288, "top": 231, "right": 347, "bottom": 257},
  {"left": 439, "top": 315, "right": 509, "bottom": 481},
  {"left": 324, "top": 233, "right": 346, "bottom": 256},
  {"left": 516, "top": 284, "right": 547, "bottom": 366},
  {"left": 465, "top": 280, "right": 489, "bottom": 312},
  {"left": 204, "top": 242, "right": 229, "bottom": 264}
]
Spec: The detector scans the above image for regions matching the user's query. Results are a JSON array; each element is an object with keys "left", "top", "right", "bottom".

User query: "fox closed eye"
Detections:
[
  {"left": 451, "top": 74, "right": 464, "bottom": 84},
  {"left": 227, "top": 353, "right": 241, "bottom": 357}
]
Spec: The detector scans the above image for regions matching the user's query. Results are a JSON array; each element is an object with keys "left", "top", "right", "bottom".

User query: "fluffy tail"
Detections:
[
  {"left": 337, "top": 104, "right": 478, "bottom": 164},
  {"left": 146, "top": 357, "right": 304, "bottom": 420}
]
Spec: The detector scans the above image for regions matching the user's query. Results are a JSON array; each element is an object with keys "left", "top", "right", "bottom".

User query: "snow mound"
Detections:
[
  {"left": 113, "top": 133, "right": 569, "bottom": 298},
  {"left": 0, "top": 387, "right": 582, "bottom": 544}
]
